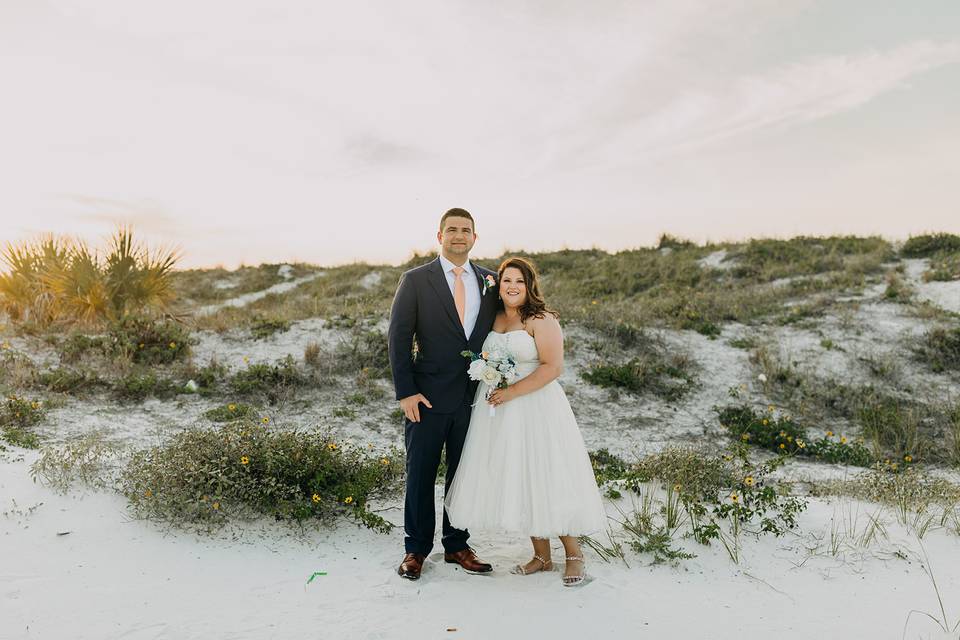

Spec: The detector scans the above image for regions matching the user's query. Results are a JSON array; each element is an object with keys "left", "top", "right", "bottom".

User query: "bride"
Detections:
[{"left": 444, "top": 256, "right": 606, "bottom": 586}]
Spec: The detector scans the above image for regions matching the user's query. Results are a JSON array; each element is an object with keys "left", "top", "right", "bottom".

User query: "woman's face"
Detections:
[{"left": 499, "top": 266, "right": 527, "bottom": 308}]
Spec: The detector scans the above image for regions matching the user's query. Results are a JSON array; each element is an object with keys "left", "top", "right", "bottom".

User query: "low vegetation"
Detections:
[{"left": 119, "top": 418, "right": 403, "bottom": 533}]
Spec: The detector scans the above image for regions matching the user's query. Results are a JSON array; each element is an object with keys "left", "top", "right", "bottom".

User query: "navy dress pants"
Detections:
[{"left": 403, "top": 401, "right": 471, "bottom": 555}]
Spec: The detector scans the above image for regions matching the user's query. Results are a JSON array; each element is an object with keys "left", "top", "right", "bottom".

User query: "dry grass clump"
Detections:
[
  {"left": 915, "top": 326, "right": 960, "bottom": 374},
  {"left": 0, "top": 228, "right": 179, "bottom": 328},
  {"left": 811, "top": 467, "right": 960, "bottom": 511},
  {"left": 30, "top": 431, "right": 124, "bottom": 493}
]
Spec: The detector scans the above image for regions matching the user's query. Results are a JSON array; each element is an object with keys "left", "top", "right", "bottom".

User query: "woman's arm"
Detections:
[{"left": 487, "top": 315, "right": 563, "bottom": 405}]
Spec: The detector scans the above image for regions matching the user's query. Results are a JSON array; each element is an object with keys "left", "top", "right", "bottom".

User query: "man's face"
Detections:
[{"left": 438, "top": 216, "right": 477, "bottom": 258}]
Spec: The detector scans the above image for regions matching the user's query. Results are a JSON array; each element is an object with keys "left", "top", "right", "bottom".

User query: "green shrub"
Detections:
[
  {"left": 925, "top": 252, "right": 960, "bottom": 282},
  {"left": 37, "top": 367, "right": 105, "bottom": 394},
  {"left": 915, "top": 327, "right": 960, "bottom": 374},
  {"left": 592, "top": 447, "right": 734, "bottom": 501},
  {"left": 582, "top": 356, "right": 695, "bottom": 401},
  {"left": 590, "top": 445, "right": 807, "bottom": 557},
  {"left": 901, "top": 233, "right": 960, "bottom": 258},
  {"left": 333, "top": 328, "right": 391, "bottom": 378},
  {"left": 230, "top": 357, "right": 308, "bottom": 403},
  {"left": 119, "top": 419, "right": 403, "bottom": 532},
  {"left": 1, "top": 395, "right": 46, "bottom": 448},
  {"left": 110, "top": 316, "right": 192, "bottom": 365},
  {"left": 58, "top": 333, "right": 111, "bottom": 364},
  {"left": 203, "top": 402, "right": 261, "bottom": 422},
  {"left": 113, "top": 372, "right": 182, "bottom": 402},
  {"left": 718, "top": 404, "right": 874, "bottom": 466},
  {"left": 250, "top": 315, "right": 291, "bottom": 340}
]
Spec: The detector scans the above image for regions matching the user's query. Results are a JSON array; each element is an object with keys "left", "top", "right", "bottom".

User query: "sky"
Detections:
[{"left": 1, "top": 0, "right": 959, "bottom": 268}]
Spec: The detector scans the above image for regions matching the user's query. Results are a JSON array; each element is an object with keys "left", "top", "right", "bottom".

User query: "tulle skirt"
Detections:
[{"left": 445, "top": 380, "right": 607, "bottom": 538}]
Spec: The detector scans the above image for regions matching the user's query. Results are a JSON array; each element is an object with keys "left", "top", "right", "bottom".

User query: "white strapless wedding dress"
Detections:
[{"left": 445, "top": 330, "right": 606, "bottom": 537}]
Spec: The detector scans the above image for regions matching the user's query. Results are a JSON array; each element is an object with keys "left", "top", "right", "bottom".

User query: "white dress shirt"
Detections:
[{"left": 438, "top": 253, "right": 481, "bottom": 339}]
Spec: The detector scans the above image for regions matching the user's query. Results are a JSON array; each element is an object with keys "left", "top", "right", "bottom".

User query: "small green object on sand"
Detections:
[{"left": 306, "top": 571, "right": 327, "bottom": 584}]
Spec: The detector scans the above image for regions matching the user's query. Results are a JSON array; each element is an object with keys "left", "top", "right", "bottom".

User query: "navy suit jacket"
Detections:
[{"left": 388, "top": 257, "right": 499, "bottom": 414}]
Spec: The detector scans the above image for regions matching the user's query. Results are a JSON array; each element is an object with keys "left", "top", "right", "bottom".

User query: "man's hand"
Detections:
[{"left": 399, "top": 394, "right": 433, "bottom": 423}]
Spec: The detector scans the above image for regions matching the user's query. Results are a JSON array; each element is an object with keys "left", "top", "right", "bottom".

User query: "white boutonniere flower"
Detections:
[{"left": 482, "top": 274, "right": 496, "bottom": 296}]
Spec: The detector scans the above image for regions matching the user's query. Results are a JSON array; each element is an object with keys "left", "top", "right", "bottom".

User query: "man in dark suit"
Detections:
[{"left": 388, "top": 208, "right": 499, "bottom": 580}]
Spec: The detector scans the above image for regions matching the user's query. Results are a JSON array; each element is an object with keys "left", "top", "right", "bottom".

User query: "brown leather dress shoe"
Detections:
[
  {"left": 398, "top": 553, "right": 426, "bottom": 580},
  {"left": 444, "top": 548, "right": 493, "bottom": 574}
]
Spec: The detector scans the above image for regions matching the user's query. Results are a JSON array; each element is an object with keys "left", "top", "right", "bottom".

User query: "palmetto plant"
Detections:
[
  {"left": 0, "top": 227, "right": 180, "bottom": 327},
  {"left": 0, "top": 235, "right": 71, "bottom": 324}
]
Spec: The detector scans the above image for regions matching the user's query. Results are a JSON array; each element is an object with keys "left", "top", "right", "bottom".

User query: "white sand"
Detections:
[
  {"left": 4, "top": 261, "right": 960, "bottom": 639},
  {"left": 3, "top": 450, "right": 960, "bottom": 640}
]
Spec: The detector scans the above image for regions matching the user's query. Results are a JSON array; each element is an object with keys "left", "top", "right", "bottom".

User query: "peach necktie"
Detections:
[{"left": 452, "top": 266, "right": 466, "bottom": 326}]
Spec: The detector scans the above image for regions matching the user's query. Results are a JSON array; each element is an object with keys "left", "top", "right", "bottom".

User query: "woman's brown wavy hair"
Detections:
[{"left": 497, "top": 257, "right": 559, "bottom": 323}]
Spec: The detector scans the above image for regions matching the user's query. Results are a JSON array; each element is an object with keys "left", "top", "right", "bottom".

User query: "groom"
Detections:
[{"left": 388, "top": 208, "right": 499, "bottom": 580}]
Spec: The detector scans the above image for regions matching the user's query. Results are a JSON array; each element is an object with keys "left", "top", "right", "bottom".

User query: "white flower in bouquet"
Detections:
[
  {"left": 480, "top": 365, "right": 503, "bottom": 387},
  {"left": 468, "top": 358, "right": 487, "bottom": 379}
]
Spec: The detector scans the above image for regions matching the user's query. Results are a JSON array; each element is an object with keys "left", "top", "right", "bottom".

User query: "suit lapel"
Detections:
[
  {"left": 427, "top": 258, "right": 463, "bottom": 334},
  {"left": 468, "top": 264, "right": 495, "bottom": 342}
]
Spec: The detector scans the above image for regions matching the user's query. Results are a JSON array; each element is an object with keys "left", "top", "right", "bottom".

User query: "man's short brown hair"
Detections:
[{"left": 439, "top": 208, "right": 475, "bottom": 232}]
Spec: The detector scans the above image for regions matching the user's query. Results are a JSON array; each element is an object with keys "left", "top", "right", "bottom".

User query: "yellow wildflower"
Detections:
[
  {"left": 328, "top": 443, "right": 338, "bottom": 451},
  {"left": 213, "top": 502, "right": 220, "bottom": 510},
  {"left": 762, "top": 419, "right": 769, "bottom": 426},
  {"left": 744, "top": 476, "right": 755, "bottom": 487},
  {"left": 228, "top": 403, "right": 237, "bottom": 411},
  {"left": 904, "top": 455, "right": 913, "bottom": 463},
  {"left": 261, "top": 416, "right": 270, "bottom": 425},
  {"left": 381, "top": 457, "right": 390, "bottom": 465},
  {"left": 591, "top": 300, "right": 598, "bottom": 305},
  {"left": 169, "top": 342, "right": 177, "bottom": 349},
  {"left": 778, "top": 443, "right": 786, "bottom": 450},
  {"left": 768, "top": 405, "right": 775, "bottom": 412},
  {"left": 673, "top": 484, "right": 681, "bottom": 492},
  {"left": 138, "top": 343, "right": 145, "bottom": 349},
  {"left": 741, "top": 433, "right": 750, "bottom": 441},
  {"left": 144, "top": 489, "right": 153, "bottom": 498},
  {"left": 840, "top": 436, "right": 847, "bottom": 444},
  {"left": 779, "top": 431, "right": 787, "bottom": 437},
  {"left": 240, "top": 456, "right": 250, "bottom": 465},
  {"left": 891, "top": 463, "right": 899, "bottom": 471},
  {"left": 796, "top": 439, "right": 805, "bottom": 448},
  {"left": 312, "top": 494, "right": 321, "bottom": 504},
  {"left": 730, "top": 493, "right": 739, "bottom": 503},
  {"left": 344, "top": 496, "right": 354, "bottom": 504},
  {"left": 243, "top": 356, "right": 249, "bottom": 363}
]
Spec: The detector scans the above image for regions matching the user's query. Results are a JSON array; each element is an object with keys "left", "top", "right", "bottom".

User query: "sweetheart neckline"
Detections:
[{"left": 491, "top": 330, "right": 533, "bottom": 337}]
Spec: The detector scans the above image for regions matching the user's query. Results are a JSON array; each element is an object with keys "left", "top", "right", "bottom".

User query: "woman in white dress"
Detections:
[{"left": 445, "top": 257, "right": 606, "bottom": 586}]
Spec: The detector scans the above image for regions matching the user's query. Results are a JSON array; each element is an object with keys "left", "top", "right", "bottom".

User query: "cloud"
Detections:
[
  {"left": 583, "top": 40, "right": 960, "bottom": 164},
  {"left": 62, "top": 195, "right": 187, "bottom": 237}
]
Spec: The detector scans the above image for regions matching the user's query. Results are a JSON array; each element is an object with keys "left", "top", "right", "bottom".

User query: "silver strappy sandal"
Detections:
[
  {"left": 562, "top": 555, "right": 585, "bottom": 586},
  {"left": 510, "top": 554, "right": 553, "bottom": 575}
]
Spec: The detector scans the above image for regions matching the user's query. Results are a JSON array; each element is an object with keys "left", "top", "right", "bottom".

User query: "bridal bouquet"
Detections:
[{"left": 461, "top": 349, "right": 519, "bottom": 416}]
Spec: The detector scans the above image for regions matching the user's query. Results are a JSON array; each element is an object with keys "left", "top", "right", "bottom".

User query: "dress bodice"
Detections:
[{"left": 480, "top": 330, "right": 540, "bottom": 380}]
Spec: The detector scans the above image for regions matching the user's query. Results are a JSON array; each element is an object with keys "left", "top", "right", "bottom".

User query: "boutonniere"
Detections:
[{"left": 482, "top": 274, "right": 496, "bottom": 296}]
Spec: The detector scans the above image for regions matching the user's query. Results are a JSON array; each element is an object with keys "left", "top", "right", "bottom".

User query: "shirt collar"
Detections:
[{"left": 439, "top": 254, "right": 471, "bottom": 275}]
